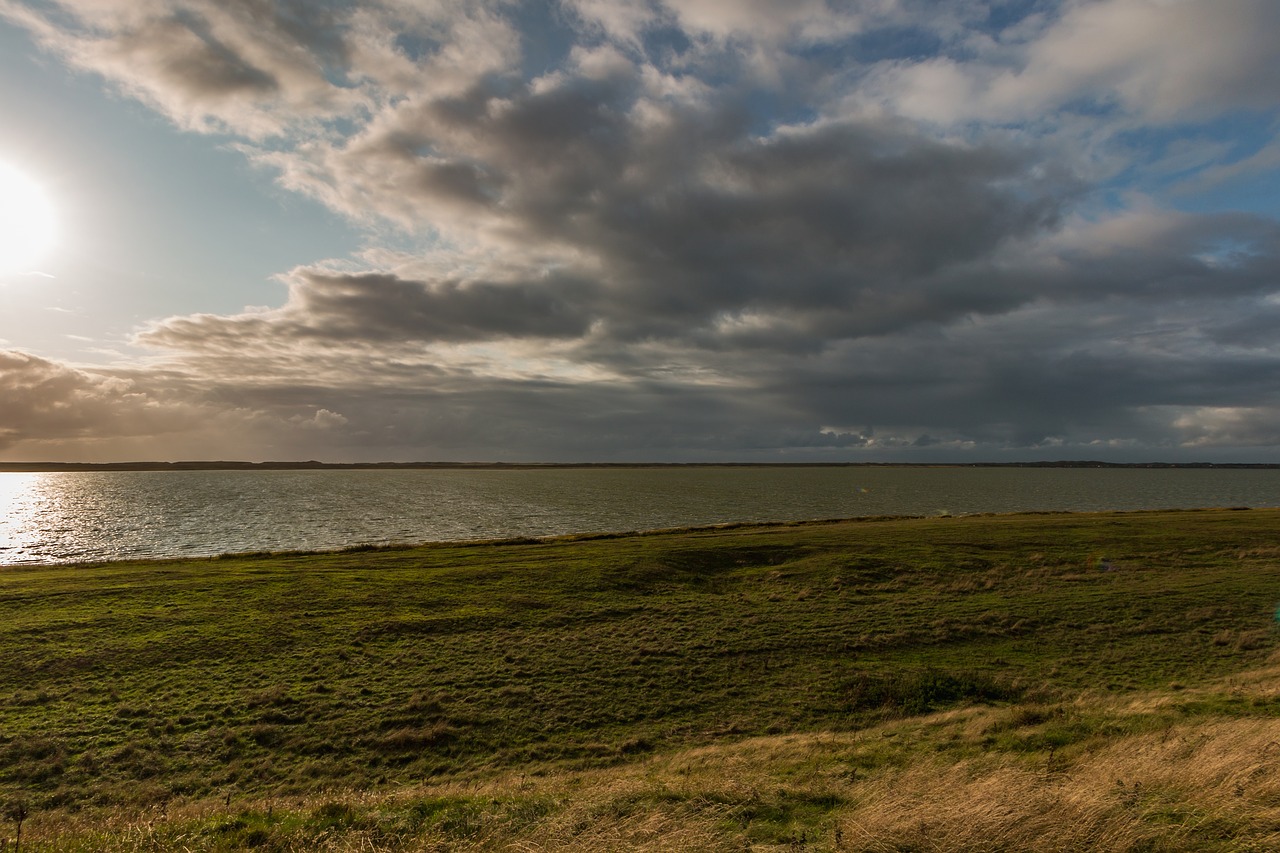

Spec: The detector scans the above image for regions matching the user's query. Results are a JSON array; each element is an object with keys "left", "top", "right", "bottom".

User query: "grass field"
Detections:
[{"left": 1, "top": 508, "right": 1278, "bottom": 850}]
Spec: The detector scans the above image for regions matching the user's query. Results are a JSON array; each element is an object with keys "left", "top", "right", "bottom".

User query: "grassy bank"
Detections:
[{"left": 1, "top": 508, "right": 1278, "bottom": 850}]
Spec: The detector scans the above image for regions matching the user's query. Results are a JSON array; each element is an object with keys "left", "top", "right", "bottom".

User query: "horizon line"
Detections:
[{"left": 3, "top": 460, "right": 1279, "bottom": 471}]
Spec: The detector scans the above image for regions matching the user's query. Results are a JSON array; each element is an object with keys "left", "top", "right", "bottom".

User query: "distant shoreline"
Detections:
[{"left": 2, "top": 460, "right": 1279, "bottom": 472}]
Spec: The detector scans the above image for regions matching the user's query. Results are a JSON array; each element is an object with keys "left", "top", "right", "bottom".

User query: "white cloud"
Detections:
[
  {"left": 870, "top": 0, "right": 1280, "bottom": 126},
  {"left": 1174, "top": 138, "right": 1280, "bottom": 194},
  {"left": 294, "top": 408, "right": 348, "bottom": 431}
]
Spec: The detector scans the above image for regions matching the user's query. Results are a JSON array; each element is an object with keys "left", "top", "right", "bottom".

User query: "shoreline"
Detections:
[{"left": 2, "top": 506, "right": 1268, "bottom": 570}]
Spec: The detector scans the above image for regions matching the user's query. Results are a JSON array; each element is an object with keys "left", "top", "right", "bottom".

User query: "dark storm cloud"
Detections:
[
  {"left": 4, "top": 0, "right": 1280, "bottom": 460},
  {"left": 142, "top": 269, "right": 597, "bottom": 351},
  {"left": 289, "top": 271, "right": 595, "bottom": 342},
  {"left": 142, "top": 66, "right": 1078, "bottom": 355},
  {"left": 181, "top": 367, "right": 877, "bottom": 461},
  {"left": 750, "top": 279, "right": 1280, "bottom": 452},
  {"left": 1206, "top": 305, "right": 1280, "bottom": 349},
  {"left": 561, "top": 119, "right": 1066, "bottom": 330},
  {"left": 282, "top": 81, "right": 1073, "bottom": 351}
]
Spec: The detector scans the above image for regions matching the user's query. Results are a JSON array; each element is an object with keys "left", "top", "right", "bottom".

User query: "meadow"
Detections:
[{"left": 0, "top": 508, "right": 1278, "bottom": 850}]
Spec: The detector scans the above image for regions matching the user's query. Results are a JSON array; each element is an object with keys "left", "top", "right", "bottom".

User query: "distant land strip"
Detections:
[{"left": 2, "top": 460, "right": 1280, "bottom": 472}]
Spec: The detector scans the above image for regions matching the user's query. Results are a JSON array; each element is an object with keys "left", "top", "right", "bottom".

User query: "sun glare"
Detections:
[{"left": 0, "top": 161, "right": 57, "bottom": 276}]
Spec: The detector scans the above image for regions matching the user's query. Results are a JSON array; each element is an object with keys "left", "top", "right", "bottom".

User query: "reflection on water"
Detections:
[
  {"left": 0, "top": 473, "right": 38, "bottom": 559},
  {"left": 1, "top": 467, "right": 1278, "bottom": 565}
]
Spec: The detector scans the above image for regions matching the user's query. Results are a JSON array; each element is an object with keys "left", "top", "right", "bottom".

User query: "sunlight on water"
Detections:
[
  {"left": 0, "top": 473, "right": 38, "bottom": 560},
  {"left": 1, "top": 467, "right": 1278, "bottom": 566}
]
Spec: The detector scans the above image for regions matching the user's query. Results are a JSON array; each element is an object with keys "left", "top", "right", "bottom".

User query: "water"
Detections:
[{"left": 1, "top": 466, "right": 1277, "bottom": 565}]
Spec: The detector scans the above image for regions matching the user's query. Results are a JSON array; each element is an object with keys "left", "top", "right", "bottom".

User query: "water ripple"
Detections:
[{"left": 1, "top": 467, "right": 1278, "bottom": 566}]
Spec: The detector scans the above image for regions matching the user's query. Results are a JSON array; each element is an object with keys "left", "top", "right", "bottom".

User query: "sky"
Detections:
[{"left": 0, "top": 0, "right": 1278, "bottom": 464}]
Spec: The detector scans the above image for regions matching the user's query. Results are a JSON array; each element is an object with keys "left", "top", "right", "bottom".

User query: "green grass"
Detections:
[{"left": 1, "top": 508, "right": 1278, "bottom": 849}]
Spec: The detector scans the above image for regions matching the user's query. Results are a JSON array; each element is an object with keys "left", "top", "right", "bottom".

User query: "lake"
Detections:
[{"left": 2, "top": 466, "right": 1278, "bottom": 565}]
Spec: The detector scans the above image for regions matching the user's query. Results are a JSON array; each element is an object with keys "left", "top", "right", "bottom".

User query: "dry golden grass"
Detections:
[
  {"left": 22, "top": 663, "right": 1277, "bottom": 851},
  {"left": 488, "top": 662, "right": 1274, "bottom": 852},
  {"left": 841, "top": 716, "right": 1280, "bottom": 851}
]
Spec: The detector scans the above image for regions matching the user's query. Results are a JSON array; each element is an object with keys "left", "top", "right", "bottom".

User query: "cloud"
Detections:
[
  {"left": 141, "top": 268, "right": 597, "bottom": 351},
  {"left": 3, "top": 0, "right": 366, "bottom": 137},
  {"left": 2, "top": 0, "right": 1279, "bottom": 461},
  {"left": 867, "top": 0, "right": 1280, "bottom": 129},
  {"left": 1174, "top": 139, "right": 1280, "bottom": 195},
  {"left": 1171, "top": 406, "right": 1280, "bottom": 448},
  {"left": 120, "top": 201, "right": 1280, "bottom": 459},
  {"left": 1020, "top": 0, "right": 1280, "bottom": 122},
  {"left": 0, "top": 349, "right": 387, "bottom": 460},
  {"left": 0, "top": 350, "right": 177, "bottom": 446},
  {"left": 294, "top": 408, "right": 347, "bottom": 431}
]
